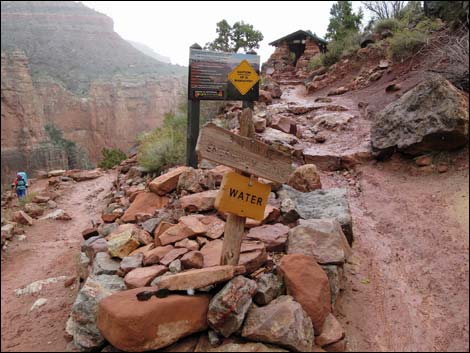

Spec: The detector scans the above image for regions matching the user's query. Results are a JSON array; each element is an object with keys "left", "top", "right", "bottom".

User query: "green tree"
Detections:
[
  {"left": 325, "top": 1, "right": 364, "bottom": 41},
  {"left": 205, "top": 20, "right": 263, "bottom": 53}
]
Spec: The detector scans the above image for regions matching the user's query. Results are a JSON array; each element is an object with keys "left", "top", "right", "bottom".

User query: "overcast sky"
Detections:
[{"left": 82, "top": 1, "right": 367, "bottom": 66}]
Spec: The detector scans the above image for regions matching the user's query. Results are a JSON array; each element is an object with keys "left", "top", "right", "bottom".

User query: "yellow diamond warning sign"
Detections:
[{"left": 228, "top": 60, "right": 260, "bottom": 95}]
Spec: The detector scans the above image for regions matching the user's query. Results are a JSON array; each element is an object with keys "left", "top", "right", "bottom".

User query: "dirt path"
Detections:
[{"left": 1, "top": 172, "right": 116, "bottom": 352}]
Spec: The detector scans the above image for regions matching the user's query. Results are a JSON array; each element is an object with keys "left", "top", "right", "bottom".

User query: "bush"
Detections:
[
  {"left": 19, "top": 191, "right": 38, "bottom": 207},
  {"left": 388, "top": 29, "right": 429, "bottom": 61},
  {"left": 308, "top": 55, "right": 323, "bottom": 70},
  {"left": 321, "top": 31, "right": 361, "bottom": 67},
  {"left": 98, "top": 148, "right": 127, "bottom": 170},
  {"left": 137, "top": 110, "right": 186, "bottom": 173},
  {"left": 374, "top": 18, "right": 401, "bottom": 33}
]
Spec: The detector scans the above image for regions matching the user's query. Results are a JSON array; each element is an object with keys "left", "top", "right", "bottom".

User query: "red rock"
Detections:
[
  {"left": 149, "top": 166, "right": 190, "bottom": 196},
  {"left": 56, "top": 211, "right": 72, "bottom": 221},
  {"left": 154, "top": 221, "right": 174, "bottom": 244},
  {"left": 208, "top": 166, "right": 233, "bottom": 186},
  {"left": 181, "top": 251, "right": 204, "bottom": 269},
  {"left": 85, "top": 238, "right": 108, "bottom": 260},
  {"left": 160, "top": 248, "right": 189, "bottom": 266},
  {"left": 194, "top": 215, "right": 225, "bottom": 239},
  {"left": 315, "top": 313, "right": 345, "bottom": 347},
  {"left": 142, "top": 245, "right": 174, "bottom": 266},
  {"left": 272, "top": 116, "right": 297, "bottom": 135},
  {"left": 175, "top": 238, "right": 199, "bottom": 251},
  {"left": 245, "top": 205, "right": 280, "bottom": 228},
  {"left": 12, "top": 211, "right": 33, "bottom": 226},
  {"left": 415, "top": 155, "right": 432, "bottom": 167},
  {"left": 129, "top": 243, "right": 155, "bottom": 257},
  {"left": 287, "top": 164, "right": 322, "bottom": 192},
  {"left": 24, "top": 203, "right": 44, "bottom": 218},
  {"left": 259, "top": 90, "right": 273, "bottom": 104},
  {"left": 159, "top": 216, "right": 207, "bottom": 246},
  {"left": 323, "top": 339, "right": 347, "bottom": 352},
  {"left": 102, "top": 212, "right": 121, "bottom": 223},
  {"left": 32, "top": 195, "right": 50, "bottom": 203},
  {"left": 437, "top": 163, "right": 449, "bottom": 173},
  {"left": 97, "top": 290, "right": 210, "bottom": 351},
  {"left": 66, "top": 169, "right": 102, "bottom": 181},
  {"left": 122, "top": 192, "right": 170, "bottom": 223},
  {"left": 245, "top": 223, "right": 289, "bottom": 252},
  {"left": 177, "top": 168, "right": 216, "bottom": 194},
  {"left": 82, "top": 227, "right": 99, "bottom": 240},
  {"left": 124, "top": 265, "right": 168, "bottom": 289},
  {"left": 179, "top": 190, "right": 218, "bottom": 212},
  {"left": 279, "top": 254, "right": 331, "bottom": 332}
]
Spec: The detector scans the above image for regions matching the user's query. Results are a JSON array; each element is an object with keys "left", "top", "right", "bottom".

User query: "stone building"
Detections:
[{"left": 262, "top": 30, "right": 327, "bottom": 80}]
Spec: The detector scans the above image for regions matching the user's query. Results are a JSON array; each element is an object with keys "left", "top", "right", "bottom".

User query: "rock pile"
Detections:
[{"left": 65, "top": 155, "right": 353, "bottom": 352}]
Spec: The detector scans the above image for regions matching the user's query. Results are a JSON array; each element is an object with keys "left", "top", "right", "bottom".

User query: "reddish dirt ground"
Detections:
[{"left": 1, "top": 172, "right": 115, "bottom": 352}]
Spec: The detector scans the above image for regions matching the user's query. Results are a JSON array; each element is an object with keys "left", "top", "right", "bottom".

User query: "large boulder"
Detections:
[
  {"left": 66, "top": 169, "right": 102, "bottom": 181},
  {"left": 208, "top": 276, "right": 257, "bottom": 337},
  {"left": 121, "top": 192, "right": 170, "bottom": 223},
  {"left": 287, "top": 219, "right": 351, "bottom": 265},
  {"left": 279, "top": 254, "right": 331, "bottom": 332},
  {"left": 241, "top": 295, "right": 315, "bottom": 352},
  {"left": 278, "top": 186, "right": 353, "bottom": 244},
  {"left": 97, "top": 290, "right": 210, "bottom": 351},
  {"left": 372, "top": 76, "right": 469, "bottom": 157},
  {"left": 66, "top": 275, "right": 126, "bottom": 350}
]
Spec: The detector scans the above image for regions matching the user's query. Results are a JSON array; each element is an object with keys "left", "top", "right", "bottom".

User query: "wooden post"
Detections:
[
  {"left": 220, "top": 107, "right": 256, "bottom": 266},
  {"left": 186, "top": 99, "right": 200, "bottom": 168}
]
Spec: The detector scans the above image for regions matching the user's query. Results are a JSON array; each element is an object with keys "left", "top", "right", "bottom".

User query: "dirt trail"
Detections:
[{"left": 1, "top": 172, "right": 116, "bottom": 352}]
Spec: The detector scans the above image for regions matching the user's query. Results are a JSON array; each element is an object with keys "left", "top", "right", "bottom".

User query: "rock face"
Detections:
[
  {"left": 278, "top": 186, "right": 353, "bottom": 244},
  {"left": 66, "top": 274, "right": 126, "bottom": 350},
  {"left": 279, "top": 254, "right": 331, "bottom": 332},
  {"left": 241, "top": 295, "right": 315, "bottom": 352},
  {"left": 287, "top": 219, "right": 351, "bottom": 265},
  {"left": 372, "top": 76, "right": 469, "bottom": 157},
  {"left": 97, "top": 290, "right": 210, "bottom": 351},
  {"left": 207, "top": 276, "right": 258, "bottom": 337},
  {"left": 0, "top": 1, "right": 186, "bottom": 182}
]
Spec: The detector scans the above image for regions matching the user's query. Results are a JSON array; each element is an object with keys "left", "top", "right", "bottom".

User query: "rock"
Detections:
[
  {"left": 245, "top": 224, "right": 289, "bottom": 252},
  {"left": 82, "top": 226, "right": 99, "bottom": 240},
  {"left": 259, "top": 90, "right": 273, "bottom": 104},
  {"left": 245, "top": 205, "right": 281, "bottom": 228},
  {"left": 175, "top": 238, "right": 199, "bottom": 251},
  {"left": 327, "top": 86, "right": 349, "bottom": 96},
  {"left": 321, "top": 265, "right": 344, "bottom": 308},
  {"left": 98, "top": 223, "right": 119, "bottom": 237},
  {"left": 141, "top": 218, "right": 160, "bottom": 234},
  {"left": 32, "top": 195, "right": 50, "bottom": 203},
  {"left": 102, "top": 203, "right": 124, "bottom": 223},
  {"left": 124, "top": 265, "right": 168, "bottom": 289},
  {"left": 118, "top": 254, "right": 143, "bottom": 277},
  {"left": 253, "top": 116, "right": 267, "bottom": 132},
  {"left": 323, "top": 339, "right": 347, "bottom": 352},
  {"left": 122, "top": 192, "right": 170, "bottom": 223},
  {"left": 372, "top": 77, "right": 469, "bottom": 157},
  {"left": 279, "top": 254, "right": 331, "bottom": 332},
  {"left": 415, "top": 155, "right": 433, "bottom": 167},
  {"left": 194, "top": 336, "right": 288, "bottom": 352},
  {"left": 169, "top": 259, "right": 182, "bottom": 273},
  {"left": 369, "top": 71, "right": 383, "bottom": 82},
  {"left": 278, "top": 186, "right": 353, "bottom": 244},
  {"left": 1, "top": 223, "right": 16, "bottom": 242},
  {"left": 179, "top": 190, "right": 218, "bottom": 212},
  {"left": 287, "top": 164, "right": 322, "bottom": 192},
  {"left": 142, "top": 245, "right": 174, "bottom": 266},
  {"left": 177, "top": 168, "right": 216, "bottom": 194},
  {"left": 194, "top": 215, "right": 225, "bottom": 239},
  {"left": 315, "top": 313, "right": 345, "bottom": 347},
  {"left": 379, "top": 59, "right": 389, "bottom": 69},
  {"left": 66, "top": 275, "right": 126, "bottom": 350},
  {"left": 287, "top": 219, "right": 351, "bottom": 265},
  {"left": 254, "top": 273, "right": 285, "bottom": 306},
  {"left": 152, "top": 265, "right": 244, "bottom": 291},
  {"left": 149, "top": 166, "right": 190, "bottom": 195},
  {"left": 106, "top": 227, "right": 141, "bottom": 259},
  {"left": 160, "top": 334, "right": 200, "bottom": 352},
  {"left": 315, "top": 97, "right": 333, "bottom": 103},
  {"left": 30, "top": 298, "right": 48, "bottom": 312},
  {"left": 154, "top": 221, "right": 175, "bottom": 243},
  {"left": 56, "top": 210, "right": 72, "bottom": 221},
  {"left": 385, "top": 83, "right": 401, "bottom": 93},
  {"left": 288, "top": 105, "right": 316, "bottom": 115},
  {"left": 241, "top": 295, "right": 314, "bottom": 352},
  {"left": 47, "top": 200, "right": 58, "bottom": 209},
  {"left": 66, "top": 169, "right": 102, "bottom": 181},
  {"left": 259, "top": 128, "right": 299, "bottom": 153},
  {"left": 78, "top": 253, "right": 90, "bottom": 281},
  {"left": 280, "top": 197, "right": 300, "bottom": 223},
  {"left": 208, "top": 165, "right": 233, "bottom": 186},
  {"left": 12, "top": 211, "right": 33, "bottom": 226},
  {"left": 128, "top": 243, "right": 155, "bottom": 257},
  {"left": 92, "top": 252, "right": 121, "bottom": 276},
  {"left": 159, "top": 216, "right": 207, "bottom": 245},
  {"left": 208, "top": 276, "right": 257, "bottom": 337},
  {"left": 83, "top": 237, "right": 108, "bottom": 260},
  {"left": 97, "top": 290, "right": 210, "bottom": 351},
  {"left": 181, "top": 251, "right": 204, "bottom": 269},
  {"left": 160, "top": 248, "right": 189, "bottom": 266},
  {"left": 48, "top": 169, "right": 66, "bottom": 177},
  {"left": 260, "top": 76, "right": 282, "bottom": 98},
  {"left": 271, "top": 116, "right": 297, "bottom": 135},
  {"left": 437, "top": 163, "right": 449, "bottom": 173}
]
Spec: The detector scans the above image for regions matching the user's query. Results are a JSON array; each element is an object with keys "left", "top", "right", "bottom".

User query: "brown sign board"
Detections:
[{"left": 196, "top": 123, "right": 294, "bottom": 184}]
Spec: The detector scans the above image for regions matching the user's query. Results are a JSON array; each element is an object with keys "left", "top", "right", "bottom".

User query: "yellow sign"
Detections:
[
  {"left": 228, "top": 60, "right": 260, "bottom": 95},
  {"left": 215, "top": 172, "right": 271, "bottom": 221}
]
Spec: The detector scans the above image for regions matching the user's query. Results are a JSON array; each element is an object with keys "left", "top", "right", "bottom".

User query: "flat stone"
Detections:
[
  {"left": 181, "top": 251, "right": 204, "bottom": 269},
  {"left": 98, "top": 223, "right": 119, "bottom": 237},
  {"left": 254, "top": 273, "right": 285, "bottom": 306},
  {"left": 175, "top": 238, "right": 199, "bottom": 251},
  {"left": 97, "top": 290, "right": 210, "bottom": 351},
  {"left": 315, "top": 313, "right": 345, "bottom": 347},
  {"left": 154, "top": 221, "right": 175, "bottom": 244},
  {"left": 287, "top": 219, "right": 351, "bottom": 265},
  {"left": 241, "top": 295, "right": 314, "bottom": 352},
  {"left": 179, "top": 190, "right": 218, "bottom": 212},
  {"left": 84, "top": 237, "right": 108, "bottom": 260},
  {"left": 194, "top": 215, "right": 225, "bottom": 239},
  {"left": 141, "top": 218, "right": 160, "bottom": 234},
  {"left": 122, "top": 192, "right": 169, "bottom": 223},
  {"left": 118, "top": 254, "right": 143, "bottom": 277},
  {"left": 82, "top": 227, "right": 99, "bottom": 240},
  {"left": 66, "top": 169, "right": 102, "bottom": 181},
  {"left": 245, "top": 224, "right": 289, "bottom": 252},
  {"left": 142, "top": 245, "right": 174, "bottom": 266},
  {"left": 149, "top": 166, "right": 190, "bottom": 195},
  {"left": 177, "top": 168, "right": 216, "bottom": 194},
  {"left": 280, "top": 254, "right": 331, "bottom": 332},
  {"left": 321, "top": 265, "right": 344, "bottom": 309},
  {"left": 12, "top": 211, "right": 33, "bottom": 226},
  {"left": 208, "top": 276, "right": 257, "bottom": 337},
  {"left": 160, "top": 248, "right": 189, "bottom": 266},
  {"left": 48, "top": 169, "right": 66, "bottom": 177},
  {"left": 159, "top": 216, "right": 207, "bottom": 245},
  {"left": 124, "top": 265, "right": 168, "bottom": 289},
  {"left": 245, "top": 205, "right": 281, "bottom": 228},
  {"left": 106, "top": 228, "right": 141, "bottom": 259},
  {"left": 92, "top": 252, "right": 121, "bottom": 276},
  {"left": 129, "top": 243, "right": 155, "bottom": 257}
]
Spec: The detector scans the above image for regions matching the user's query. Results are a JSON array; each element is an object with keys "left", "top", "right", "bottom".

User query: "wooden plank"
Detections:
[{"left": 196, "top": 123, "right": 294, "bottom": 183}]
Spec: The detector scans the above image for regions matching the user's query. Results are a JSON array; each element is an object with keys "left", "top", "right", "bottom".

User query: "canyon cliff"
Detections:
[{"left": 1, "top": 1, "right": 186, "bottom": 182}]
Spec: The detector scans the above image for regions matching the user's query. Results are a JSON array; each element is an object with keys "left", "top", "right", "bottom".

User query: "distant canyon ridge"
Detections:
[{"left": 1, "top": 1, "right": 186, "bottom": 182}]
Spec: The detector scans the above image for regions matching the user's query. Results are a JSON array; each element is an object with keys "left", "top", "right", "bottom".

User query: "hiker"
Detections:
[{"left": 14, "top": 173, "right": 27, "bottom": 199}]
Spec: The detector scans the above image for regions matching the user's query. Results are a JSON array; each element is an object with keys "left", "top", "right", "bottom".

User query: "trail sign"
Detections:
[
  {"left": 215, "top": 172, "right": 271, "bottom": 221},
  {"left": 228, "top": 60, "right": 260, "bottom": 95},
  {"left": 196, "top": 123, "right": 294, "bottom": 184}
]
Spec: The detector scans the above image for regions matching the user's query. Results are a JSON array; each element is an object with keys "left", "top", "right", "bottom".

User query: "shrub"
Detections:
[
  {"left": 388, "top": 29, "right": 429, "bottom": 61},
  {"left": 321, "top": 31, "right": 361, "bottom": 67},
  {"left": 308, "top": 55, "right": 323, "bottom": 70},
  {"left": 137, "top": 111, "right": 186, "bottom": 173},
  {"left": 374, "top": 18, "right": 401, "bottom": 33},
  {"left": 19, "top": 191, "right": 38, "bottom": 207},
  {"left": 98, "top": 148, "right": 127, "bottom": 170}
]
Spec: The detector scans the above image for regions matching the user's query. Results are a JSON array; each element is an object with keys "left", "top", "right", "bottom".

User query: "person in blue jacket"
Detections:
[{"left": 14, "top": 173, "right": 27, "bottom": 199}]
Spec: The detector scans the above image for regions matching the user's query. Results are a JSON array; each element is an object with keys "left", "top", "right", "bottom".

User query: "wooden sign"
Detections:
[
  {"left": 215, "top": 172, "right": 271, "bottom": 221},
  {"left": 196, "top": 123, "right": 294, "bottom": 184},
  {"left": 228, "top": 60, "right": 260, "bottom": 95}
]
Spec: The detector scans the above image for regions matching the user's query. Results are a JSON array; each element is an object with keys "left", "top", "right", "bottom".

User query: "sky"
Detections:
[{"left": 82, "top": 1, "right": 368, "bottom": 66}]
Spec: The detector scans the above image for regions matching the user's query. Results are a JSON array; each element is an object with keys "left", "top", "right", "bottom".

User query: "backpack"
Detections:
[{"left": 16, "top": 178, "right": 26, "bottom": 190}]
